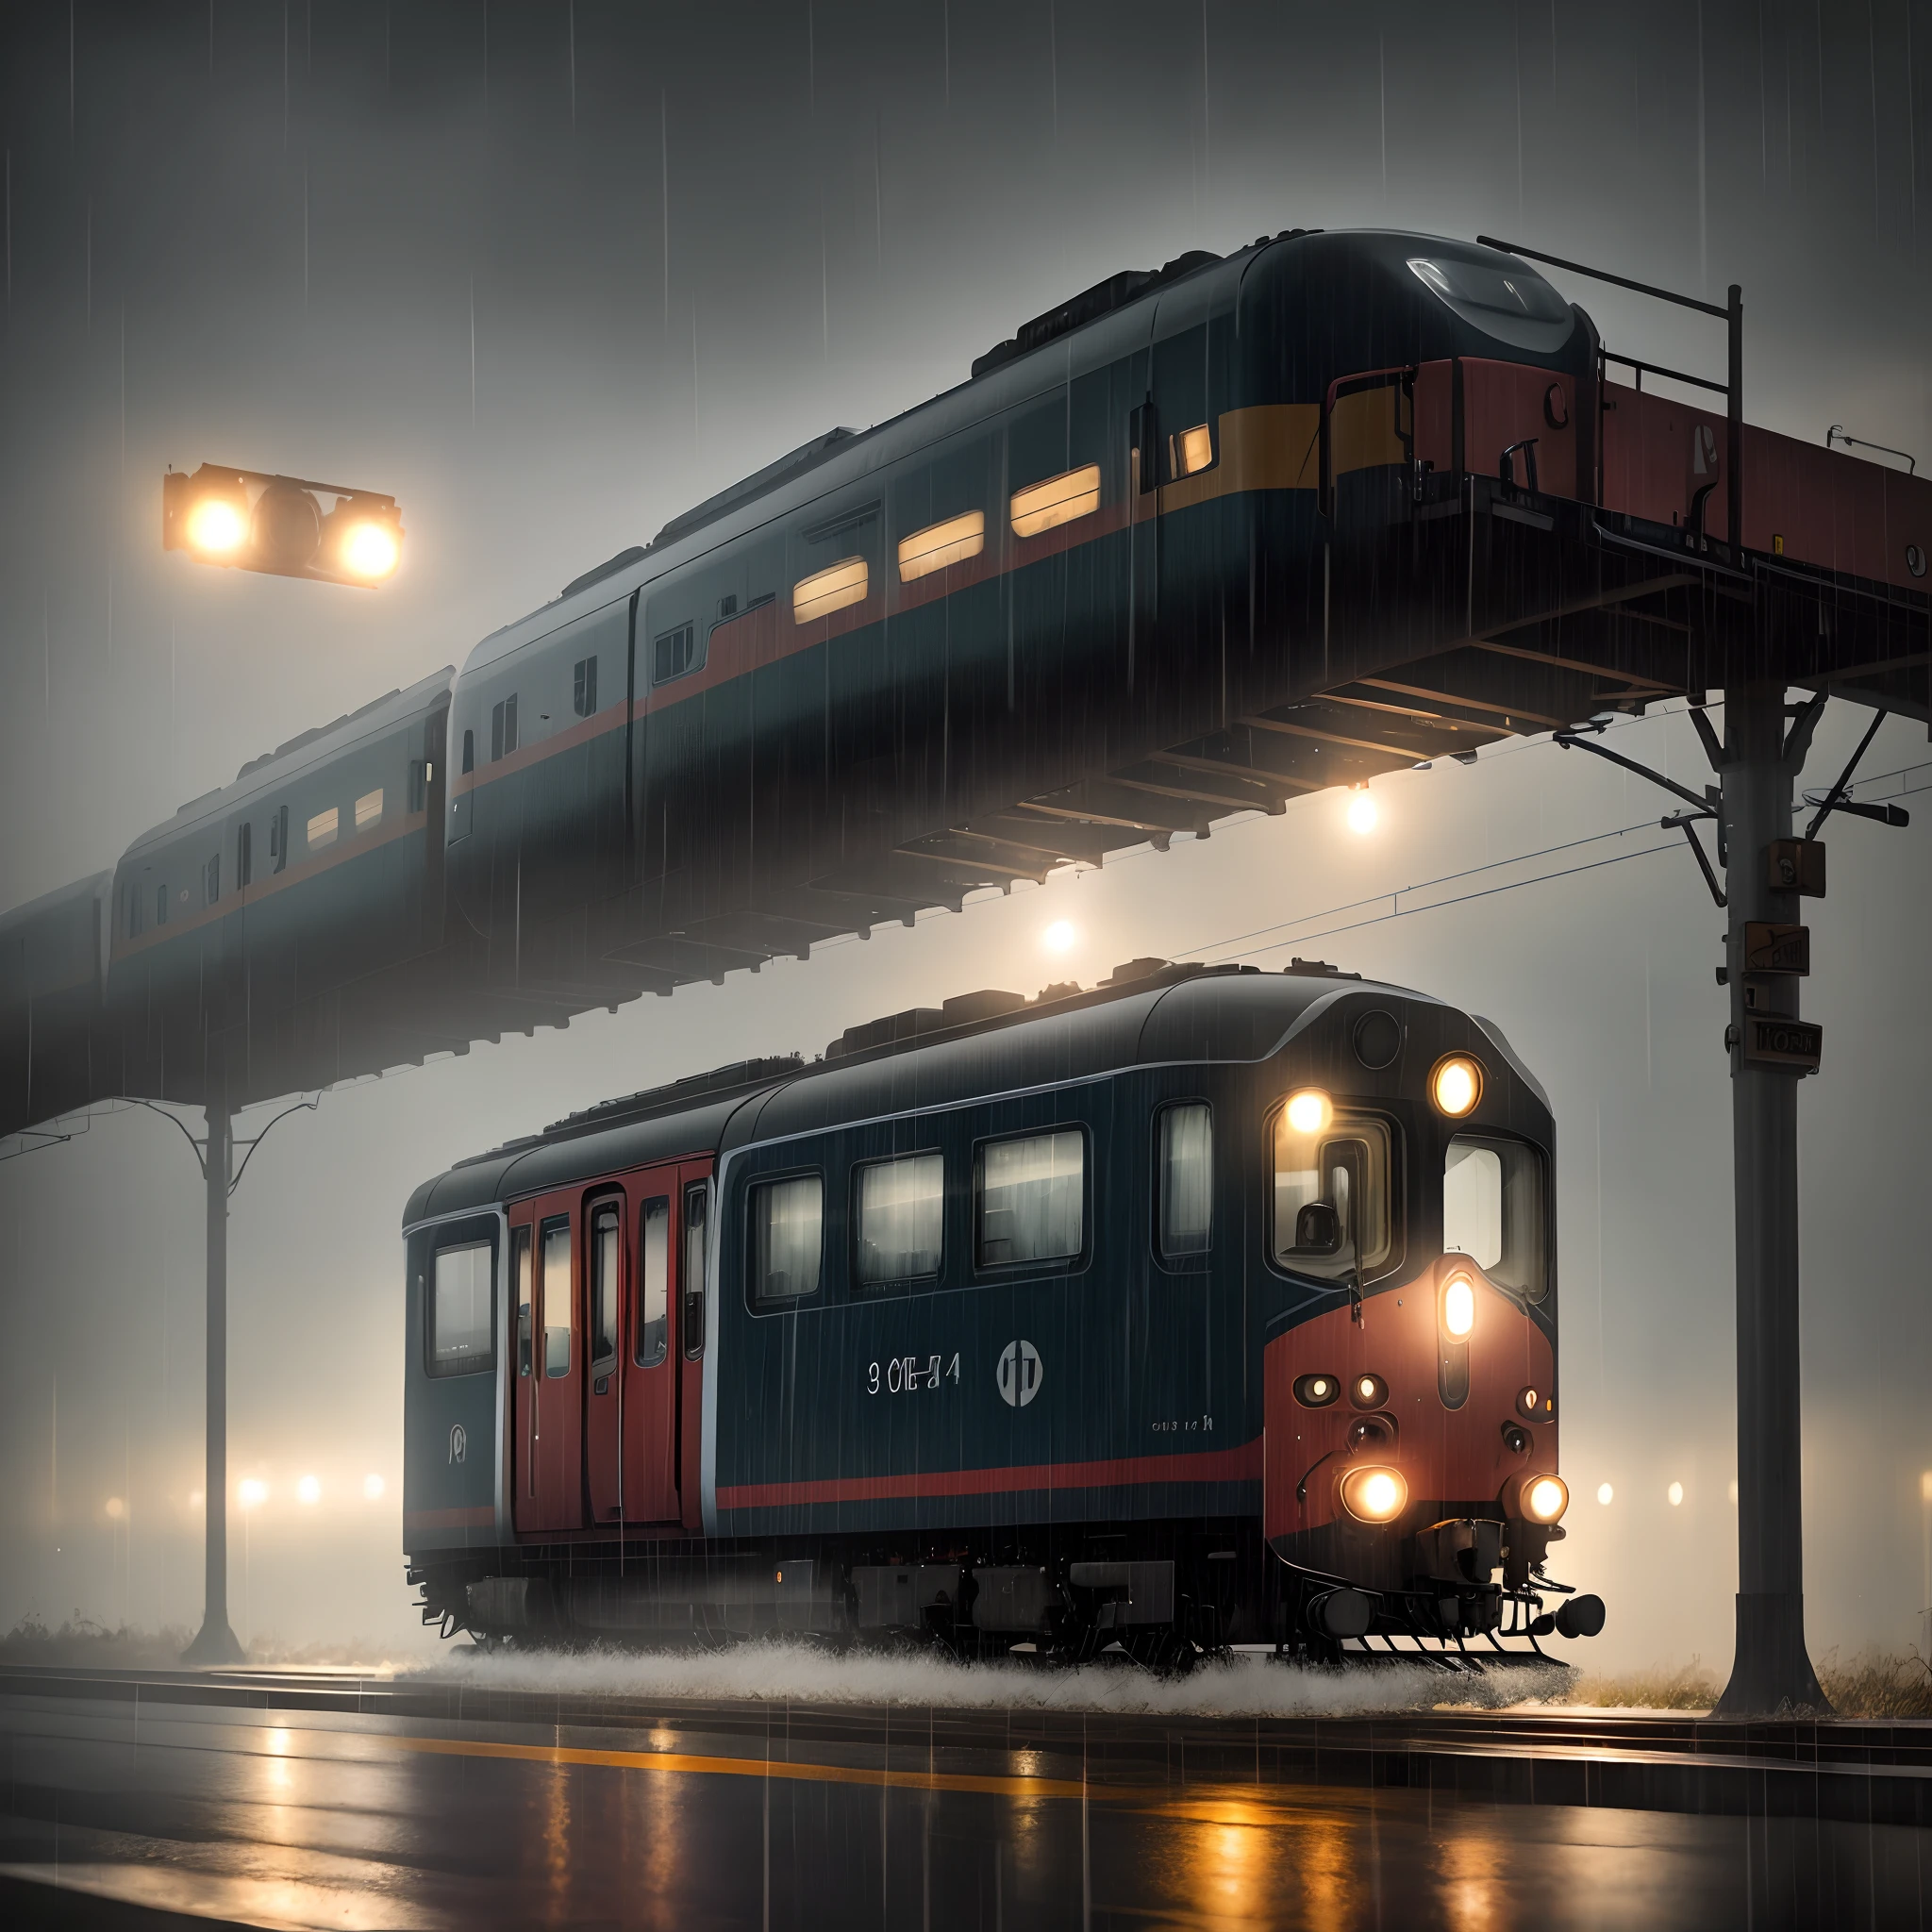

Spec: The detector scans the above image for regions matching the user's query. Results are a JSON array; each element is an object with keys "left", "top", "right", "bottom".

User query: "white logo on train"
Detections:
[
  {"left": 448, "top": 1423, "right": 467, "bottom": 1465},
  {"left": 996, "top": 1340, "right": 1043, "bottom": 1407}
]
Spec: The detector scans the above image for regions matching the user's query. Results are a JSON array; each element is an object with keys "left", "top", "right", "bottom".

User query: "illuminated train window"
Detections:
[
  {"left": 855, "top": 1152, "right": 944, "bottom": 1285},
  {"left": 1168, "top": 424, "right": 1214, "bottom": 478},
  {"left": 1156, "top": 1102, "right": 1213, "bottom": 1258},
  {"left": 1270, "top": 1108, "right": 1394, "bottom": 1279},
  {"left": 792, "top": 557, "right": 870, "bottom": 625},
  {"left": 541, "top": 1217, "right": 572, "bottom": 1375},
  {"left": 977, "top": 1129, "right": 1084, "bottom": 1268},
  {"left": 750, "top": 1174, "right": 824, "bottom": 1303},
  {"left": 897, "top": 510, "right": 985, "bottom": 584},
  {"left": 355, "top": 788, "right": 383, "bottom": 832},
  {"left": 1010, "top": 464, "right": 1101, "bottom": 540},
  {"left": 307, "top": 807, "right": 339, "bottom": 851},
  {"left": 1444, "top": 1134, "right": 1547, "bottom": 1299}
]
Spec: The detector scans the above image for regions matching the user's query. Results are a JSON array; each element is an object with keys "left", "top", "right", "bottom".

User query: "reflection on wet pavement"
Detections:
[{"left": 1, "top": 1690, "right": 1926, "bottom": 1929}]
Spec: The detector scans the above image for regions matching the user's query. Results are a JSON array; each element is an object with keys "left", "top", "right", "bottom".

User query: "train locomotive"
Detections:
[{"left": 402, "top": 956, "right": 1604, "bottom": 1660}]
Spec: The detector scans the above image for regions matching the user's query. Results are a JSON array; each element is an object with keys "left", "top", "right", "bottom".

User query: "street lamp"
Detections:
[{"left": 163, "top": 463, "right": 405, "bottom": 587}]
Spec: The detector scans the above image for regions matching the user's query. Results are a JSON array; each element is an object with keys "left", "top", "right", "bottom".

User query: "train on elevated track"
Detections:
[
  {"left": 402, "top": 958, "right": 1604, "bottom": 1659},
  {"left": 4, "top": 225, "right": 1925, "bottom": 1141}
]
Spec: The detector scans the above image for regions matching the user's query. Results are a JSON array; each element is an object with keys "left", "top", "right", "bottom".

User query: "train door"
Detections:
[
  {"left": 509, "top": 1188, "right": 585, "bottom": 1534},
  {"left": 602, "top": 1164, "right": 687, "bottom": 1524}
]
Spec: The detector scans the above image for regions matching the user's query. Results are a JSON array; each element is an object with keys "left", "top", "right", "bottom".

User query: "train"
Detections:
[
  {"left": 5, "top": 225, "right": 1924, "bottom": 1141},
  {"left": 400, "top": 956, "right": 1604, "bottom": 1659}
]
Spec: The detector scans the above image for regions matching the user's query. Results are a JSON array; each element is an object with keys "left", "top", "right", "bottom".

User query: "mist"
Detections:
[{"left": 1, "top": 2, "right": 1927, "bottom": 1679}]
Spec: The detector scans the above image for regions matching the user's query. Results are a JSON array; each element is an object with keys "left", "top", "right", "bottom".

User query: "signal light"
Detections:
[{"left": 163, "top": 462, "right": 405, "bottom": 587}]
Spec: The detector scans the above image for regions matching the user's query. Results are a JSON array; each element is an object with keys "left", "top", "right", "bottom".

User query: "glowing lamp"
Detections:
[
  {"left": 1441, "top": 1271, "right": 1475, "bottom": 1339},
  {"left": 1340, "top": 1464, "right": 1407, "bottom": 1524},
  {"left": 1284, "top": 1088, "right": 1332, "bottom": 1136},
  {"left": 163, "top": 463, "right": 404, "bottom": 587},
  {"left": 1346, "top": 788, "right": 1377, "bottom": 835},
  {"left": 1429, "top": 1054, "right": 1483, "bottom": 1117}
]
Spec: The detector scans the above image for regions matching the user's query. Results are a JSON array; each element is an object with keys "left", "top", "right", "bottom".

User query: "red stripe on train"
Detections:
[{"left": 716, "top": 1438, "right": 1262, "bottom": 1511}]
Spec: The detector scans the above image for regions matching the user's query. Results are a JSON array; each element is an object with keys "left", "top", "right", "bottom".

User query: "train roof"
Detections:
[
  {"left": 120, "top": 667, "right": 454, "bottom": 862},
  {"left": 401, "top": 957, "right": 1470, "bottom": 1229}
]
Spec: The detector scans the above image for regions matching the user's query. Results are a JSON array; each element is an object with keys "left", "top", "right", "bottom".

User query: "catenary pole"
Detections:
[
  {"left": 182, "top": 1097, "right": 242, "bottom": 1664},
  {"left": 1713, "top": 681, "right": 1827, "bottom": 1714}
]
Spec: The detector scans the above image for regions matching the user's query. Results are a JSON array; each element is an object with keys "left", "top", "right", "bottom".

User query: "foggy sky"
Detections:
[{"left": 1, "top": 1, "right": 1927, "bottom": 1672}]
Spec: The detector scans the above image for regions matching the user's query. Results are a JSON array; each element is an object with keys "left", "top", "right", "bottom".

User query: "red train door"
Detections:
[
  {"left": 510, "top": 1189, "right": 585, "bottom": 1534},
  {"left": 583, "top": 1191, "right": 628, "bottom": 1524},
  {"left": 612, "top": 1166, "right": 686, "bottom": 1524}
]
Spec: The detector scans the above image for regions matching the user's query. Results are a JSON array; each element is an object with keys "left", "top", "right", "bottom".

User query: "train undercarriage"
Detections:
[{"left": 413, "top": 1513, "right": 1604, "bottom": 1674}]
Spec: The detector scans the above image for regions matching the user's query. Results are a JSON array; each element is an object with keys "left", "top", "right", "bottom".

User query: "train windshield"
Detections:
[
  {"left": 1443, "top": 1134, "right": 1547, "bottom": 1299},
  {"left": 1271, "top": 1108, "right": 1393, "bottom": 1280},
  {"left": 1407, "top": 255, "right": 1574, "bottom": 354}
]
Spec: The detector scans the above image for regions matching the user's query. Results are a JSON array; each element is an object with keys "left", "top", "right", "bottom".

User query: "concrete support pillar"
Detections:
[{"left": 1713, "top": 682, "right": 1827, "bottom": 1715}]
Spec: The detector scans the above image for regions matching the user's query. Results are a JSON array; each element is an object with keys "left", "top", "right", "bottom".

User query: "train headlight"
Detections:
[
  {"left": 1294, "top": 1373, "right": 1341, "bottom": 1407},
  {"left": 1430, "top": 1054, "right": 1484, "bottom": 1117},
  {"left": 339, "top": 518, "right": 401, "bottom": 581},
  {"left": 1285, "top": 1088, "right": 1332, "bottom": 1135},
  {"left": 1341, "top": 1464, "right": 1408, "bottom": 1524},
  {"left": 1441, "top": 1272, "right": 1476, "bottom": 1339},
  {"left": 1351, "top": 1373, "right": 1388, "bottom": 1408},
  {"left": 1525, "top": 1474, "right": 1569, "bottom": 1523}
]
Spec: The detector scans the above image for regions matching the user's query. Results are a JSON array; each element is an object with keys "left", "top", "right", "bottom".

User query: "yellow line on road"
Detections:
[{"left": 392, "top": 1732, "right": 1090, "bottom": 1799}]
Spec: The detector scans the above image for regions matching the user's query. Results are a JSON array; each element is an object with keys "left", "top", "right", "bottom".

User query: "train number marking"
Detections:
[
  {"left": 867, "top": 1353, "right": 960, "bottom": 1395},
  {"left": 996, "top": 1340, "right": 1043, "bottom": 1408}
]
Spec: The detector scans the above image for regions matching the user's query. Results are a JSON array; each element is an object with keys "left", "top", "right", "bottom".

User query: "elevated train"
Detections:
[
  {"left": 402, "top": 958, "right": 1604, "bottom": 1658},
  {"left": 6, "top": 225, "right": 1924, "bottom": 1140}
]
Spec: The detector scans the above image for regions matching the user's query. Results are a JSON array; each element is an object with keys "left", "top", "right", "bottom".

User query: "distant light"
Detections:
[
  {"left": 1346, "top": 787, "right": 1378, "bottom": 835},
  {"left": 1667, "top": 1481, "right": 1684, "bottom": 1507},
  {"left": 185, "top": 497, "right": 246, "bottom": 555},
  {"left": 296, "top": 1474, "right": 321, "bottom": 1506},
  {"left": 1597, "top": 1482, "right": 1614, "bottom": 1506},
  {"left": 239, "top": 1478, "right": 268, "bottom": 1509},
  {"left": 1042, "top": 920, "right": 1076, "bottom": 954},
  {"left": 105, "top": 1496, "right": 126, "bottom": 1521},
  {"left": 340, "top": 520, "right": 400, "bottom": 581},
  {"left": 363, "top": 1474, "right": 386, "bottom": 1501}
]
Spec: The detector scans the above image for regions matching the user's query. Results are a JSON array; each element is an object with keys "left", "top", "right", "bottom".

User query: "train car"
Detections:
[
  {"left": 105, "top": 671, "right": 455, "bottom": 1109},
  {"left": 400, "top": 958, "right": 1605, "bottom": 1660}
]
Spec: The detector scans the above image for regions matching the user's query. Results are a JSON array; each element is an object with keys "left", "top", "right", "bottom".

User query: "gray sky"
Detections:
[{"left": 1, "top": 1, "right": 1927, "bottom": 1671}]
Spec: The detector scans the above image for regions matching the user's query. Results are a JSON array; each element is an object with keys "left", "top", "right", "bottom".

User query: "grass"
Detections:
[{"left": 1564, "top": 1648, "right": 1932, "bottom": 1718}]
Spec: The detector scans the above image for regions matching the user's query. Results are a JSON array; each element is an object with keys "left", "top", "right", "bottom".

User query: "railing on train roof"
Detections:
[{"left": 1476, "top": 235, "right": 1742, "bottom": 546}]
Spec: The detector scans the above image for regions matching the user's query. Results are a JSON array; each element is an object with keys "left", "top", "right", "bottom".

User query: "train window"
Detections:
[
  {"left": 156, "top": 885, "right": 169, "bottom": 926},
  {"left": 589, "top": 1201, "right": 621, "bottom": 1372},
  {"left": 355, "top": 788, "right": 383, "bottom": 832},
  {"left": 1010, "top": 464, "right": 1101, "bottom": 540},
  {"left": 125, "top": 881, "right": 143, "bottom": 938},
  {"left": 682, "top": 1180, "right": 708, "bottom": 1357},
  {"left": 792, "top": 558, "right": 869, "bottom": 625},
  {"left": 540, "top": 1216, "right": 572, "bottom": 1376},
  {"left": 897, "top": 511, "right": 985, "bottom": 584},
  {"left": 236, "top": 822, "right": 252, "bottom": 889},
  {"left": 976, "top": 1130, "right": 1084, "bottom": 1268},
  {"left": 513, "top": 1225, "right": 533, "bottom": 1376},
  {"left": 461, "top": 729, "right": 475, "bottom": 775},
  {"left": 491, "top": 695, "right": 519, "bottom": 760},
  {"left": 854, "top": 1153, "right": 943, "bottom": 1285},
  {"left": 428, "top": 1241, "right": 494, "bottom": 1376},
  {"left": 307, "top": 807, "right": 339, "bottom": 851},
  {"left": 636, "top": 1196, "right": 670, "bottom": 1366},
  {"left": 203, "top": 853, "right": 221, "bottom": 906},
  {"left": 1168, "top": 424, "right": 1214, "bottom": 478},
  {"left": 270, "top": 805, "right": 289, "bottom": 874},
  {"left": 574, "top": 655, "right": 598, "bottom": 716},
  {"left": 1271, "top": 1108, "right": 1393, "bottom": 1280},
  {"left": 1157, "top": 1103, "right": 1213, "bottom": 1258},
  {"left": 653, "top": 624, "right": 703, "bottom": 683},
  {"left": 1444, "top": 1135, "right": 1546, "bottom": 1299},
  {"left": 750, "top": 1174, "right": 823, "bottom": 1303},
  {"left": 1407, "top": 255, "right": 1574, "bottom": 354}
]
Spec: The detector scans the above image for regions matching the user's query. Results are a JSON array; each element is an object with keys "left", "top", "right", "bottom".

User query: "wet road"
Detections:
[{"left": 2, "top": 1669, "right": 1928, "bottom": 1929}]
